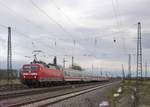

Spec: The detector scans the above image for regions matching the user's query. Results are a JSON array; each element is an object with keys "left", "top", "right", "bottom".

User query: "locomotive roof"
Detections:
[
  {"left": 23, "top": 63, "right": 63, "bottom": 70},
  {"left": 23, "top": 63, "right": 44, "bottom": 66}
]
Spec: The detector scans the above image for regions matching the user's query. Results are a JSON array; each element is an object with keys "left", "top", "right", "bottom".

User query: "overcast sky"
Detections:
[{"left": 0, "top": 0, "right": 150, "bottom": 76}]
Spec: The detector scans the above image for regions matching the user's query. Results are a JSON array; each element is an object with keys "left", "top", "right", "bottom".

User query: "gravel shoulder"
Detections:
[{"left": 47, "top": 82, "right": 121, "bottom": 107}]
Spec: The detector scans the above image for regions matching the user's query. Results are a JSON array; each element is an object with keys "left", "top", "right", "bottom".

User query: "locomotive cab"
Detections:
[
  {"left": 20, "top": 64, "right": 41, "bottom": 86},
  {"left": 20, "top": 61, "right": 64, "bottom": 87},
  {"left": 22, "top": 64, "right": 40, "bottom": 79}
]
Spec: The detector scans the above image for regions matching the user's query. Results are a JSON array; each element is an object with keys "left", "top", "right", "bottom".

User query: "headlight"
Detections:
[{"left": 34, "top": 75, "right": 37, "bottom": 78}]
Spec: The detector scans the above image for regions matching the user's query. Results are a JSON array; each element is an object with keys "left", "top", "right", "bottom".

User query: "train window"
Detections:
[
  {"left": 57, "top": 65, "right": 63, "bottom": 70},
  {"left": 55, "top": 66, "right": 60, "bottom": 70},
  {"left": 23, "top": 66, "right": 39, "bottom": 71},
  {"left": 48, "top": 65, "right": 57, "bottom": 69},
  {"left": 64, "top": 71, "right": 69, "bottom": 76}
]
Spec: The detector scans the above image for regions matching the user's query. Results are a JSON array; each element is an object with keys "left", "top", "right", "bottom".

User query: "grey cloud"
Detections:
[{"left": 0, "top": 0, "right": 150, "bottom": 76}]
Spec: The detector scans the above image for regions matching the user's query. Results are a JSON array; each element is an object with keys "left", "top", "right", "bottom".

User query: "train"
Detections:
[{"left": 20, "top": 60, "right": 110, "bottom": 87}]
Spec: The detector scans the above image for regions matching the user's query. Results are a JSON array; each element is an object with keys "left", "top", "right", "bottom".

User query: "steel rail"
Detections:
[{"left": 6, "top": 81, "right": 120, "bottom": 107}]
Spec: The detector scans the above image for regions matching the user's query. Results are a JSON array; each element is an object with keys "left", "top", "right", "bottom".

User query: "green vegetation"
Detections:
[
  {"left": 138, "top": 82, "right": 150, "bottom": 106},
  {"left": 122, "top": 80, "right": 150, "bottom": 106},
  {"left": 106, "top": 88, "right": 118, "bottom": 107},
  {"left": 69, "top": 64, "right": 83, "bottom": 71},
  {"left": 123, "top": 80, "right": 150, "bottom": 107},
  {"left": 123, "top": 80, "right": 136, "bottom": 86},
  {"left": 0, "top": 69, "right": 19, "bottom": 79},
  {"left": 106, "top": 80, "right": 150, "bottom": 107},
  {"left": 0, "top": 79, "right": 21, "bottom": 85},
  {"left": 141, "top": 80, "right": 150, "bottom": 85},
  {"left": 0, "top": 69, "right": 20, "bottom": 85}
]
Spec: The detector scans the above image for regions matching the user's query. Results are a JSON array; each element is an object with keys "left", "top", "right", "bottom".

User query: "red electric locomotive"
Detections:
[{"left": 20, "top": 61, "right": 64, "bottom": 87}]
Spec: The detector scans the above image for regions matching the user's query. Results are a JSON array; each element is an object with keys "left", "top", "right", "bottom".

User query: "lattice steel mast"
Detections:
[
  {"left": 128, "top": 54, "right": 131, "bottom": 78},
  {"left": 136, "top": 22, "right": 142, "bottom": 80},
  {"left": 7, "top": 27, "right": 12, "bottom": 85}
]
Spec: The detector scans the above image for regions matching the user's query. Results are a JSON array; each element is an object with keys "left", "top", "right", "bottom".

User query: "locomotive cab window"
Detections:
[{"left": 23, "top": 66, "right": 39, "bottom": 71}]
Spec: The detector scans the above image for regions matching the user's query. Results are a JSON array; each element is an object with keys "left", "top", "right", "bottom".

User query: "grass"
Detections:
[
  {"left": 106, "top": 80, "right": 150, "bottom": 107},
  {"left": 142, "top": 80, "right": 150, "bottom": 85},
  {"left": 122, "top": 80, "right": 150, "bottom": 106},
  {"left": 0, "top": 79, "right": 21, "bottom": 86},
  {"left": 138, "top": 83, "right": 150, "bottom": 105}
]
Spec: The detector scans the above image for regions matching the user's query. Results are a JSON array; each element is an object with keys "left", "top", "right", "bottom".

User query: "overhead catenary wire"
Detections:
[
  {"left": 29, "top": 0, "right": 86, "bottom": 59},
  {"left": 0, "top": 0, "right": 122, "bottom": 58},
  {"left": 0, "top": 24, "right": 57, "bottom": 55},
  {"left": 0, "top": 0, "right": 58, "bottom": 36},
  {"left": 30, "top": 0, "right": 73, "bottom": 37},
  {"left": 0, "top": 23, "right": 95, "bottom": 62},
  {"left": 111, "top": 0, "right": 120, "bottom": 28},
  {"left": 51, "top": 0, "right": 77, "bottom": 26},
  {"left": 51, "top": 0, "right": 125, "bottom": 60},
  {"left": 0, "top": 10, "right": 65, "bottom": 57},
  {"left": 0, "top": 0, "right": 132, "bottom": 68},
  {"left": 30, "top": 0, "right": 99, "bottom": 58},
  {"left": 0, "top": 2, "right": 75, "bottom": 50},
  {"left": 0, "top": 23, "right": 67, "bottom": 54},
  {"left": 0, "top": 22, "right": 133, "bottom": 64},
  {"left": 115, "top": 0, "right": 128, "bottom": 54},
  {"left": 0, "top": 0, "right": 84, "bottom": 41},
  {"left": 48, "top": 0, "right": 102, "bottom": 60},
  {"left": 111, "top": 0, "right": 128, "bottom": 55},
  {"left": 29, "top": 0, "right": 100, "bottom": 61},
  {"left": 0, "top": 1, "right": 78, "bottom": 50}
]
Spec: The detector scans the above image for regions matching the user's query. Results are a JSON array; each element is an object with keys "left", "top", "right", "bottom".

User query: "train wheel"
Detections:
[
  {"left": 42, "top": 82, "right": 48, "bottom": 87},
  {"left": 47, "top": 82, "right": 52, "bottom": 87},
  {"left": 46, "top": 82, "right": 49, "bottom": 87},
  {"left": 27, "top": 83, "right": 33, "bottom": 88},
  {"left": 38, "top": 82, "right": 42, "bottom": 87},
  {"left": 40, "top": 82, "right": 44, "bottom": 87},
  {"left": 34, "top": 82, "right": 39, "bottom": 88}
]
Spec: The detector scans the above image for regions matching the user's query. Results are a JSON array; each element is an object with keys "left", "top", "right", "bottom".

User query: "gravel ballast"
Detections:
[{"left": 47, "top": 82, "right": 120, "bottom": 107}]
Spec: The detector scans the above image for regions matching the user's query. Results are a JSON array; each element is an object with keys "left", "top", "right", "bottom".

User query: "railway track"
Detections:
[
  {"left": 0, "top": 84, "right": 71, "bottom": 100},
  {"left": 0, "top": 84, "right": 27, "bottom": 92},
  {"left": 0, "top": 81, "right": 121, "bottom": 107},
  {"left": 0, "top": 82, "right": 105, "bottom": 100}
]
